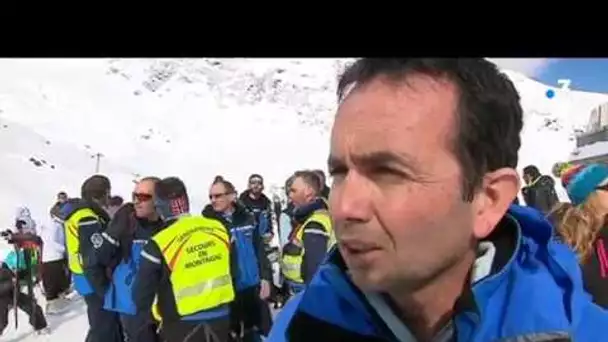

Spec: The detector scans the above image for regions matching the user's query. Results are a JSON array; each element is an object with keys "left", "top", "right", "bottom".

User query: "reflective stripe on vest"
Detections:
[
  {"left": 64, "top": 208, "right": 98, "bottom": 275},
  {"left": 282, "top": 210, "right": 335, "bottom": 284},
  {"left": 151, "top": 215, "right": 234, "bottom": 321}
]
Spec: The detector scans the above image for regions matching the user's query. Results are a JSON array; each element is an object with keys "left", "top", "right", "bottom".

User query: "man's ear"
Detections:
[{"left": 472, "top": 168, "right": 520, "bottom": 239}]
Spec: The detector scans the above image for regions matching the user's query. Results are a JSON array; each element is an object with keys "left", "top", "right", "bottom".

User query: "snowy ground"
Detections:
[{"left": 0, "top": 59, "right": 607, "bottom": 339}]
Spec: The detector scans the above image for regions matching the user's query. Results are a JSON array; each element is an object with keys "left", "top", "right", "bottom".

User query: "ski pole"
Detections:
[{"left": 13, "top": 244, "right": 20, "bottom": 330}]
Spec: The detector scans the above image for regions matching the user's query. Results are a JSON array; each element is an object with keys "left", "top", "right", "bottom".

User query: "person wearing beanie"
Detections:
[
  {"left": 59, "top": 174, "right": 124, "bottom": 342},
  {"left": 133, "top": 177, "right": 235, "bottom": 342},
  {"left": 554, "top": 163, "right": 608, "bottom": 309}
]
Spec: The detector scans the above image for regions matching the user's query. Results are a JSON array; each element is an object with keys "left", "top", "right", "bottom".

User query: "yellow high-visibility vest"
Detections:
[
  {"left": 151, "top": 215, "right": 234, "bottom": 321},
  {"left": 64, "top": 208, "right": 99, "bottom": 275},
  {"left": 282, "top": 210, "right": 335, "bottom": 284}
]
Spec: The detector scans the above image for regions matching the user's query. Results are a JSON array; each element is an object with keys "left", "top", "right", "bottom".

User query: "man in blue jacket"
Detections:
[
  {"left": 204, "top": 175, "right": 273, "bottom": 342},
  {"left": 95, "top": 177, "right": 165, "bottom": 342},
  {"left": 60, "top": 175, "right": 123, "bottom": 342},
  {"left": 269, "top": 58, "right": 608, "bottom": 341}
]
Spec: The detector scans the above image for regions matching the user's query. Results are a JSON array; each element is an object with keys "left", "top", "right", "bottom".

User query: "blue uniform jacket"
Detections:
[
  {"left": 59, "top": 199, "right": 110, "bottom": 297},
  {"left": 94, "top": 216, "right": 165, "bottom": 315},
  {"left": 202, "top": 204, "right": 272, "bottom": 292},
  {"left": 268, "top": 205, "right": 608, "bottom": 342}
]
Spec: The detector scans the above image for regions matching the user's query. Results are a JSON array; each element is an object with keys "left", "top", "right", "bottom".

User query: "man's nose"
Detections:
[{"left": 330, "top": 172, "right": 372, "bottom": 223}]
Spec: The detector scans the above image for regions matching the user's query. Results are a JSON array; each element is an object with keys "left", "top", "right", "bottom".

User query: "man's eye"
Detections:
[{"left": 372, "top": 167, "right": 411, "bottom": 180}]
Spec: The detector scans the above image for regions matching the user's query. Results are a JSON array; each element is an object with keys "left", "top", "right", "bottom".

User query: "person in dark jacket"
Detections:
[
  {"left": 0, "top": 248, "right": 48, "bottom": 336},
  {"left": 133, "top": 177, "right": 235, "bottom": 342},
  {"left": 239, "top": 174, "right": 273, "bottom": 241},
  {"left": 311, "top": 169, "right": 330, "bottom": 200},
  {"left": 521, "top": 164, "right": 559, "bottom": 215},
  {"left": 95, "top": 177, "right": 165, "bottom": 342},
  {"left": 60, "top": 174, "right": 123, "bottom": 342},
  {"left": 204, "top": 176, "right": 273, "bottom": 342}
]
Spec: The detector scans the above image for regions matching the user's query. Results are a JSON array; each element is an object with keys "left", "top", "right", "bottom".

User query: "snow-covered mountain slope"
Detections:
[
  {"left": 505, "top": 70, "right": 608, "bottom": 200},
  {"left": 0, "top": 59, "right": 607, "bottom": 339},
  {"left": 0, "top": 59, "right": 349, "bottom": 209}
]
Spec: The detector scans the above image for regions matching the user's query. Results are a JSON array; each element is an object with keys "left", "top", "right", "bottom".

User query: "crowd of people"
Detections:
[
  {"left": 3, "top": 58, "right": 608, "bottom": 342},
  {"left": 0, "top": 167, "right": 334, "bottom": 342}
]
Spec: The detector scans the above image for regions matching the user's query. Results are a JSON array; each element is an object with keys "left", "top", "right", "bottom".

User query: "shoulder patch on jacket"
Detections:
[{"left": 90, "top": 232, "right": 104, "bottom": 249}]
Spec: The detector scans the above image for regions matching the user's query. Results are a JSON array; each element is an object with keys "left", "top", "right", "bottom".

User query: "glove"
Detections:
[{"left": 105, "top": 203, "right": 136, "bottom": 240}]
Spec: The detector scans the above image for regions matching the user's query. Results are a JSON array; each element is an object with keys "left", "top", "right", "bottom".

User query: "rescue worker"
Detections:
[
  {"left": 95, "top": 177, "right": 165, "bottom": 342},
  {"left": 281, "top": 170, "right": 335, "bottom": 295},
  {"left": 203, "top": 176, "right": 273, "bottom": 342},
  {"left": 269, "top": 58, "right": 608, "bottom": 341},
  {"left": 60, "top": 174, "right": 123, "bottom": 342},
  {"left": 133, "top": 177, "right": 235, "bottom": 342}
]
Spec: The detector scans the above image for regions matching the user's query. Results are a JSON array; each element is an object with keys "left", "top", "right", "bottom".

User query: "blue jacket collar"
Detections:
[{"left": 283, "top": 205, "right": 590, "bottom": 341}]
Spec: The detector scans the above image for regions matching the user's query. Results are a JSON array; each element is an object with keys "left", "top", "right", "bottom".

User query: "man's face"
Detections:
[
  {"left": 288, "top": 177, "right": 311, "bottom": 208},
  {"left": 132, "top": 180, "right": 156, "bottom": 219},
  {"left": 248, "top": 177, "right": 264, "bottom": 195},
  {"left": 210, "top": 183, "right": 234, "bottom": 212},
  {"left": 57, "top": 193, "right": 67, "bottom": 203},
  {"left": 329, "top": 75, "right": 477, "bottom": 293}
]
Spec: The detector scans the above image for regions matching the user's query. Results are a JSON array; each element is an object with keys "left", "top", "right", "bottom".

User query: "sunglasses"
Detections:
[
  {"left": 597, "top": 184, "right": 608, "bottom": 192},
  {"left": 132, "top": 192, "right": 153, "bottom": 202}
]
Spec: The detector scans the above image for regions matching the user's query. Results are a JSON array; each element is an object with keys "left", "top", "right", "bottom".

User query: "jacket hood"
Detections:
[
  {"left": 271, "top": 205, "right": 598, "bottom": 341},
  {"left": 60, "top": 198, "right": 110, "bottom": 224}
]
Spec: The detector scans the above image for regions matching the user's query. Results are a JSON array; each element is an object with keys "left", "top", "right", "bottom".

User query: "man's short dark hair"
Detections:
[
  {"left": 248, "top": 174, "right": 264, "bottom": 184},
  {"left": 81, "top": 175, "right": 111, "bottom": 202},
  {"left": 155, "top": 177, "right": 188, "bottom": 201},
  {"left": 109, "top": 196, "right": 124, "bottom": 207},
  {"left": 337, "top": 58, "right": 523, "bottom": 201},
  {"left": 523, "top": 165, "right": 541, "bottom": 179},
  {"left": 293, "top": 170, "right": 322, "bottom": 195},
  {"left": 212, "top": 175, "right": 237, "bottom": 194}
]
